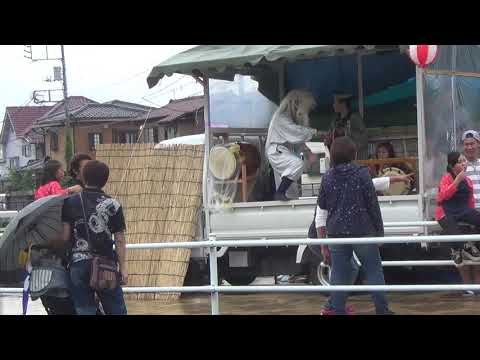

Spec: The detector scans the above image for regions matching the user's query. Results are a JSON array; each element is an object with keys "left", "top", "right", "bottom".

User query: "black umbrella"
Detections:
[{"left": 0, "top": 195, "right": 66, "bottom": 272}]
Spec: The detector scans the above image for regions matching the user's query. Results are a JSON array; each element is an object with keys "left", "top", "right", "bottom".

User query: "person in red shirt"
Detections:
[
  {"left": 436, "top": 151, "right": 480, "bottom": 266},
  {"left": 35, "top": 160, "right": 82, "bottom": 200}
]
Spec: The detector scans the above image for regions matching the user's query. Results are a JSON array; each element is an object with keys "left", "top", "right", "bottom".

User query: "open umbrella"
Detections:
[{"left": 0, "top": 194, "right": 65, "bottom": 272}]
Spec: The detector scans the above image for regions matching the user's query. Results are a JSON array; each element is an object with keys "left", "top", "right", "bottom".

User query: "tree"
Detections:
[{"left": 7, "top": 169, "right": 35, "bottom": 192}]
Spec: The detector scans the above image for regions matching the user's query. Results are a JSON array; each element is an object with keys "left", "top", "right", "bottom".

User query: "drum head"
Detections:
[
  {"left": 378, "top": 167, "right": 410, "bottom": 195},
  {"left": 209, "top": 146, "right": 238, "bottom": 180}
]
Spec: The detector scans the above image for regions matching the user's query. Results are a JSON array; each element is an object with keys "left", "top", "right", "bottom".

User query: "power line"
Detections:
[
  {"left": 86, "top": 68, "right": 152, "bottom": 92},
  {"left": 142, "top": 75, "right": 189, "bottom": 99}
]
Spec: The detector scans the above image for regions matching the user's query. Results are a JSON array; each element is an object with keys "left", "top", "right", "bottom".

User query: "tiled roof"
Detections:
[
  {"left": 105, "top": 100, "right": 153, "bottom": 112},
  {"left": 5, "top": 106, "right": 53, "bottom": 136},
  {"left": 137, "top": 96, "right": 204, "bottom": 123},
  {"left": 36, "top": 100, "right": 148, "bottom": 126},
  {"left": 37, "top": 96, "right": 98, "bottom": 122}
]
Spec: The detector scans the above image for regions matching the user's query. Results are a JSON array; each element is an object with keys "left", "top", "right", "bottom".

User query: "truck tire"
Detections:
[
  {"left": 224, "top": 270, "right": 257, "bottom": 286},
  {"left": 309, "top": 261, "right": 331, "bottom": 286}
]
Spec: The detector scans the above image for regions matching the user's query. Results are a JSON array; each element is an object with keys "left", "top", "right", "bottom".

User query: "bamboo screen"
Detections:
[{"left": 95, "top": 143, "right": 204, "bottom": 301}]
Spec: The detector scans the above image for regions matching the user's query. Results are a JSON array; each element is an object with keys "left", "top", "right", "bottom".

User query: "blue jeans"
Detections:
[
  {"left": 329, "top": 243, "right": 389, "bottom": 314},
  {"left": 325, "top": 255, "right": 359, "bottom": 309},
  {"left": 69, "top": 259, "right": 127, "bottom": 315}
]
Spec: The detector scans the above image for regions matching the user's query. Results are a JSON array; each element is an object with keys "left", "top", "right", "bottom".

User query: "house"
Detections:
[
  {"left": 0, "top": 106, "right": 53, "bottom": 177},
  {"left": 34, "top": 96, "right": 158, "bottom": 165},
  {"left": 33, "top": 95, "right": 205, "bottom": 165},
  {"left": 136, "top": 96, "right": 205, "bottom": 141}
]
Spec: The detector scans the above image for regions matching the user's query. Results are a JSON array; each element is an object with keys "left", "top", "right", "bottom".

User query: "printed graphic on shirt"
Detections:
[{"left": 71, "top": 196, "right": 122, "bottom": 263}]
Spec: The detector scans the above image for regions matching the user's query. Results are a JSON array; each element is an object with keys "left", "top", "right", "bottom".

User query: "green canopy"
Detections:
[{"left": 147, "top": 45, "right": 406, "bottom": 103}]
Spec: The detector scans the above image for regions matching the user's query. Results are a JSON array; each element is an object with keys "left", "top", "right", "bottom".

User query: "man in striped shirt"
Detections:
[
  {"left": 460, "top": 130, "right": 480, "bottom": 295},
  {"left": 464, "top": 130, "right": 480, "bottom": 208}
]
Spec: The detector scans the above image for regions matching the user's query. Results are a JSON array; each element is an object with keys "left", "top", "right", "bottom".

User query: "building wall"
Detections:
[
  {"left": 45, "top": 121, "right": 160, "bottom": 166},
  {"left": 158, "top": 112, "right": 205, "bottom": 140},
  {"left": 45, "top": 127, "right": 67, "bottom": 167},
  {"left": 0, "top": 122, "right": 38, "bottom": 177}
]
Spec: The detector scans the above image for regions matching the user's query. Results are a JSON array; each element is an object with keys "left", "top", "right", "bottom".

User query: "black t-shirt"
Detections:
[{"left": 61, "top": 188, "right": 126, "bottom": 263}]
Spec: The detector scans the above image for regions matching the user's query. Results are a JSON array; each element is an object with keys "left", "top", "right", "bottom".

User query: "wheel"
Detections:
[
  {"left": 309, "top": 261, "right": 331, "bottom": 286},
  {"left": 223, "top": 270, "right": 257, "bottom": 286},
  {"left": 309, "top": 253, "right": 362, "bottom": 286}
]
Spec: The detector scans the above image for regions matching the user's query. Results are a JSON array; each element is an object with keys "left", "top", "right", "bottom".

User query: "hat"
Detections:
[
  {"left": 334, "top": 92, "right": 353, "bottom": 102},
  {"left": 462, "top": 130, "right": 480, "bottom": 142}
]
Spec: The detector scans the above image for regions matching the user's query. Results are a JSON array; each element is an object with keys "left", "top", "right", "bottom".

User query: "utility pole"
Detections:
[
  {"left": 28, "top": 45, "right": 74, "bottom": 164},
  {"left": 60, "top": 45, "right": 73, "bottom": 163}
]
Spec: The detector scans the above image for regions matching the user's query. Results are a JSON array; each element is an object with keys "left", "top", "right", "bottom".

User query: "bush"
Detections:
[{"left": 7, "top": 169, "right": 35, "bottom": 192}]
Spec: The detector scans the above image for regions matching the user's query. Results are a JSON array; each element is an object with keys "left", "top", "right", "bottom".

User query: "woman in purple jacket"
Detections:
[{"left": 318, "top": 136, "right": 393, "bottom": 315}]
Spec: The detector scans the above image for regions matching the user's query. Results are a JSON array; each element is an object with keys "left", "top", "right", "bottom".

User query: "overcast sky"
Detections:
[{"left": 0, "top": 45, "right": 203, "bottom": 118}]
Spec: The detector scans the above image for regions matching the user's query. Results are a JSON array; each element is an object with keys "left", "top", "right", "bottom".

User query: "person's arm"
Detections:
[
  {"left": 467, "top": 177, "right": 476, "bottom": 209},
  {"left": 276, "top": 116, "right": 317, "bottom": 144},
  {"left": 50, "top": 181, "right": 82, "bottom": 196},
  {"left": 372, "top": 177, "right": 390, "bottom": 192},
  {"left": 362, "top": 172, "right": 384, "bottom": 237},
  {"left": 114, "top": 231, "right": 128, "bottom": 285},
  {"left": 437, "top": 174, "right": 461, "bottom": 203}
]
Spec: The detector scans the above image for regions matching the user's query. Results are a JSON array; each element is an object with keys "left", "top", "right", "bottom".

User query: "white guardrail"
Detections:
[{"left": 1, "top": 218, "right": 479, "bottom": 315}]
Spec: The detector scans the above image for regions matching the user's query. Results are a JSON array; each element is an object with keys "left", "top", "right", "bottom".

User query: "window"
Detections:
[
  {"left": 88, "top": 133, "right": 103, "bottom": 151},
  {"left": 119, "top": 131, "right": 138, "bottom": 144},
  {"left": 50, "top": 132, "right": 59, "bottom": 151},
  {"left": 9, "top": 157, "right": 19, "bottom": 170},
  {"left": 144, "top": 127, "right": 159, "bottom": 143},
  {"left": 165, "top": 125, "right": 177, "bottom": 139},
  {"left": 22, "top": 144, "right": 32, "bottom": 157}
]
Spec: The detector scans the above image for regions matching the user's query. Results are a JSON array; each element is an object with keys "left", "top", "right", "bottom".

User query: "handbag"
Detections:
[{"left": 79, "top": 192, "right": 120, "bottom": 291}]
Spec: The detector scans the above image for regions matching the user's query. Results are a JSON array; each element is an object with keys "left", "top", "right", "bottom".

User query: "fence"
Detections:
[{"left": 2, "top": 217, "right": 480, "bottom": 315}]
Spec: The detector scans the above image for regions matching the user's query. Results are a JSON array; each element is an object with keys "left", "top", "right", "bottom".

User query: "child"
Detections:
[
  {"left": 65, "top": 153, "right": 92, "bottom": 187},
  {"left": 35, "top": 160, "right": 82, "bottom": 200},
  {"left": 61, "top": 160, "right": 128, "bottom": 315}
]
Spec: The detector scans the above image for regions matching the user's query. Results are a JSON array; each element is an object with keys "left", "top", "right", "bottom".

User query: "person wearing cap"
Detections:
[
  {"left": 266, "top": 89, "right": 319, "bottom": 201},
  {"left": 455, "top": 130, "right": 480, "bottom": 294},
  {"left": 327, "top": 93, "right": 368, "bottom": 159}
]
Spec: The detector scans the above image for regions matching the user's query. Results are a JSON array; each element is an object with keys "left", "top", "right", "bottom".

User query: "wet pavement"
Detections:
[{"left": 2, "top": 291, "right": 480, "bottom": 315}]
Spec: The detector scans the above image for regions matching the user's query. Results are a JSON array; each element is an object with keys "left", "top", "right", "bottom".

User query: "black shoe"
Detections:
[
  {"left": 274, "top": 192, "right": 289, "bottom": 201},
  {"left": 377, "top": 309, "right": 395, "bottom": 315}
]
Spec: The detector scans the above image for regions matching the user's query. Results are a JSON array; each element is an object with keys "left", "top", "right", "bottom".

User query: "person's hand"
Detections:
[
  {"left": 68, "top": 185, "right": 82, "bottom": 193},
  {"left": 454, "top": 170, "right": 466, "bottom": 184},
  {"left": 120, "top": 269, "right": 128, "bottom": 285},
  {"left": 308, "top": 152, "right": 317, "bottom": 164},
  {"left": 321, "top": 245, "right": 331, "bottom": 265},
  {"left": 390, "top": 173, "right": 414, "bottom": 184}
]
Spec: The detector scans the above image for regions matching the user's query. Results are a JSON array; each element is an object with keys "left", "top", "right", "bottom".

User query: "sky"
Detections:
[{"left": 0, "top": 45, "right": 203, "bottom": 119}]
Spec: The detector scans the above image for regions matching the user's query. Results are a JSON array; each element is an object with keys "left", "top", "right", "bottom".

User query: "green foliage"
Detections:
[{"left": 7, "top": 168, "right": 35, "bottom": 192}]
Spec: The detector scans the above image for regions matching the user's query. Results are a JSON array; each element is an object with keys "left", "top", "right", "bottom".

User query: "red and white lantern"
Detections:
[{"left": 408, "top": 45, "right": 438, "bottom": 68}]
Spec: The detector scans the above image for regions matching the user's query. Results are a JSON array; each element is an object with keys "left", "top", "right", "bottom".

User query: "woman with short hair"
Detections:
[{"left": 317, "top": 136, "right": 393, "bottom": 315}]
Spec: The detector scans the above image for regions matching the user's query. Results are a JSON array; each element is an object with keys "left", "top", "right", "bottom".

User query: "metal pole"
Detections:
[
  {"left": 415, "top": 65, "right": 426, "bottom": 222},
  {"left": 357, "top": 53, "right": 364, "bottom": 117},
  {"left": 202, "top": 76, "right": 211, "bottom": 243},
  {"left": 451, "top": 45, "right": 457, "bottom": 150},
  {"left": 208, "top": 233, "right": 220, "bottom": 315},
  {"left": 60, "top": 45, "right": 74, "bottom": 160}
]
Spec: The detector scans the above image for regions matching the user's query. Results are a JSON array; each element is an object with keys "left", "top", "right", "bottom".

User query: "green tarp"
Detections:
[{"left": 147, "top": 45, "right": 406, "bottom": 103}]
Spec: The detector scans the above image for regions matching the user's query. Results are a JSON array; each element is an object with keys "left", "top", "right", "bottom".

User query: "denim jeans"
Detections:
[
  {"left": 325, "top": 255, "right": 359, "bottom": 309},
  {"left": 69, "top": 259, "right": 127, "bottom": 315},
  {"left": 329, "top": 243, "right": 389, "bottom": 314}
]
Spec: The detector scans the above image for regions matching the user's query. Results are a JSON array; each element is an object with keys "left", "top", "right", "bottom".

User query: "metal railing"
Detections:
[{"left": 1, "top": 219, "right": 479, "bottom": 315}]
